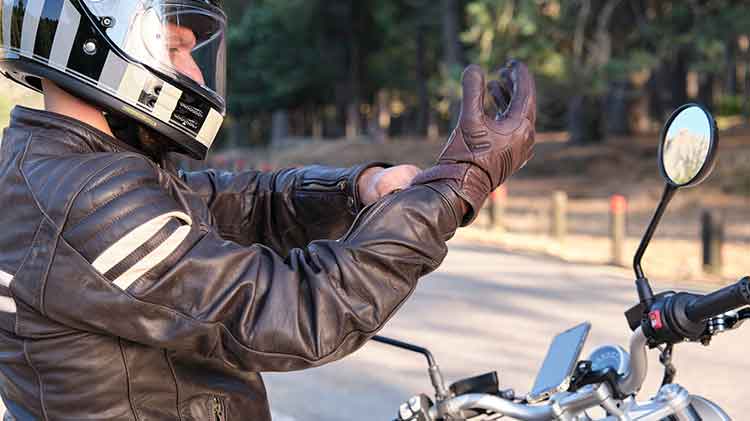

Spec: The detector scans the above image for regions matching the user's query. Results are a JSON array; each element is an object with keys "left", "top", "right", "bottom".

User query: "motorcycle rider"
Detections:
[{"left": 0, "top": 0, "right": 535, "bottom": 419}]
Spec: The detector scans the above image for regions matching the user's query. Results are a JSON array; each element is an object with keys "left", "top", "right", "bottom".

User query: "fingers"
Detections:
[
  {"left": 460, "top": 64, "right": 487, "bottom": 124},
  {"left": 375, "top": 165, "right": 422, "bottom": 197},
  {"left": 502, "top": 60, "right": 536, "bottom": 125},
  {"left": 487, "top": 80, "right": 510, "bottom": 119}
]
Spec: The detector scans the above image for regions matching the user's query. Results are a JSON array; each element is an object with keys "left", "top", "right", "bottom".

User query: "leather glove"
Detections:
[{"left": 412, "top": 60, "right": 536, "bottom": 226}]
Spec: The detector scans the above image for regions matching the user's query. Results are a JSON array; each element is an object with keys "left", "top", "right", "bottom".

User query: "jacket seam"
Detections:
[
  {"left": 423, "top": 184, "right": 462, "bottom": 231},
  {"left": 341, "top": 189, "right": 440, "bottom": 267},
  {"left": 164, "top": 350, "right": 184, "bottom": 421},
  {"left": 12, "top": 220, "right": 44, "bottom": 335},
  {"left": 118, "top": 339, "right": 140, "bottom": 421},
  {"left": 67, "top": 177, "right": 153, "bottom": 232},
  {"left": 19, "top": 137, "right": 136, "bottom": 314},
  {"left": 23, "top": 340, "right": 49, "bottom": 421},
  {"left": 18, "top": 134, "right": 59, "bottom": 317},
  {"left": 82, "top": 164, "right": 132, "bottom": 194},
  {"left": 75, "top": 196, "right": 167, "bottom": 249}
]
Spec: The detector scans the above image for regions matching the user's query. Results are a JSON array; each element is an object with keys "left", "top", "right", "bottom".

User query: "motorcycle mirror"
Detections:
[
  {"left": 632, "top": 103, "right": 719, "bottom": 305},
  {"left": 658, "top": 104, "right": 718, "bottom": 189}
]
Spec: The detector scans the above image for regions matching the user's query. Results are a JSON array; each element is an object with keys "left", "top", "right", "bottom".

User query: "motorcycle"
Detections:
[{"left": 376, "top": 103, "right": 747, "bottom": 421}]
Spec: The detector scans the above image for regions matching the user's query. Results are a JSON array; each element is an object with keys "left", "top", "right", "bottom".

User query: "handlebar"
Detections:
[
  {"left": 685, "top": 277, "right": 750, "bottom": 323},
  {"left": 426, "top": 328, "right": 649, "bottom": 420}
]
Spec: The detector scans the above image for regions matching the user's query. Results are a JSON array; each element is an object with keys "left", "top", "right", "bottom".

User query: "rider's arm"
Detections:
[
  {"left": 50, "top": 156, "right": 459, "bottom": 372},
  {"left": 179, "top": 163, "right": 385, "bottom": 255}
]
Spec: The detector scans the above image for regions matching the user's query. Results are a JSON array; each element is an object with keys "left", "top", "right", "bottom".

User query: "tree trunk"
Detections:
[
  {"left": 698, "top": 73, "right": 715, "bottom": 110},
  {"left": 669, "top": 48, "right": 689, "bottom": 109},
  {"left": 442, "top": 0, "right": 462, "bottom": 126},
  {"left": 744, "top": 57, "right": 750, "bottom": 123},
  {"left": 568, "top": 95, "right": 603, "bottom": 144},
  {"left": 441, "top": 0, "right": 461, "bottom": 70},
  {"left": 416, "top": 26, "right": 429, "bottom": 137},
  {"left": 271, "top": 110, "right": 289, "bottom": 143},
  {"left": 428, "top": 110, "right": 440, "bottom": 141},
  {"left": 725, "top": 37, "right": 738, "bottom": 95},
  {"left": 345, "top": 104, "right": 360, "bottom": 139},
  {"left": 345, "top": 2, "right": 362, "bottom": 139},
  {"left": 647, "top": 64, "right": 667, "bottom": 122},
  {"left": 312, "top": 108, "right": 323, "bottom": 139},
  {"left": 604, "top": 80, "right": 631, "bottom": 136}
]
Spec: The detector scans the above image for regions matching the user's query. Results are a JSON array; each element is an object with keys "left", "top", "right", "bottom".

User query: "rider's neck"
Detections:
[{"left": 42, "top": 79, "right": 115, "bottom": 138}]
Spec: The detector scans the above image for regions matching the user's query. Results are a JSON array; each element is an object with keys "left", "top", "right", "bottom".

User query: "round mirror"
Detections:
[{"left": 659, "top": 104, "right": 718, "bottom": 188}]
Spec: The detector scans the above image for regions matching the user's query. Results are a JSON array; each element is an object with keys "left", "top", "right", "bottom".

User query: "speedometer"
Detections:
[{"left": 588, "top": 345, "right": 629, "bottom": 375}]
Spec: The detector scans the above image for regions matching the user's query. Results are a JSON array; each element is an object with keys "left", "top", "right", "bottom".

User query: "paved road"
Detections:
[
  {"left": 1, "top": 243, "right": 746, "bottom": 419},
  {"left": 265, "top": 242, "right": 750, "bottom": 420}
]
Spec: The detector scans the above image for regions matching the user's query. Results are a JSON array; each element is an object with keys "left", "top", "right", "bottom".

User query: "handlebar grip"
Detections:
[{"left": 685, "top": 277, "right": 750, "bottom": 323}]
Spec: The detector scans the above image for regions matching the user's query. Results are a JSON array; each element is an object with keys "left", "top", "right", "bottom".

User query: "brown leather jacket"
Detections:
[{"left": 0, "top": 107, "right": 462, "bottom": 420}]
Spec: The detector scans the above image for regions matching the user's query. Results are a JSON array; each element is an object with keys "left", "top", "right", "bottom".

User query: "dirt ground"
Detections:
[{"left": 206, "top": 127, "right": 750, "bottom": 284}]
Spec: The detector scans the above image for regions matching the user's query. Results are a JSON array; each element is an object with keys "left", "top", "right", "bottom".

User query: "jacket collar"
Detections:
[{"left": 9, "top": 106, "right": 143, "bottom": 155}]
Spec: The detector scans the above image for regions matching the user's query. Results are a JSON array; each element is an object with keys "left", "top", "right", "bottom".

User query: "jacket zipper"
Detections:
[
  {"left": 300, "top": 179, "right": 347, "bottom": 192},
  {"left": 212, "top": 396, "right": 226, "bottom": 421}
]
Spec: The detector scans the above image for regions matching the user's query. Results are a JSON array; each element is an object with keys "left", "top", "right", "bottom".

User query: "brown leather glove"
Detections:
[{"left": 412, "top": 60, "right": 536, "bottom": 226}]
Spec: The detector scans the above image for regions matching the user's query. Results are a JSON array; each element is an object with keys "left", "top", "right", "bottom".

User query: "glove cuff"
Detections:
[{"left": 412, "top": 163, "right": 491, "bottom": 226}]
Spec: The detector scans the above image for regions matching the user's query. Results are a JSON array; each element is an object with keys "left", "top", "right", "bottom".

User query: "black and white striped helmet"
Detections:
[{"left": 0, "top": 0, "right": 226, "bottom": 160}]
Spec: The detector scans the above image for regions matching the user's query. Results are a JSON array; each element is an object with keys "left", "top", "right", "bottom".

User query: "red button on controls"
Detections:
[{"left": 649, "top": 310, "right": 663, "bottom": 330}]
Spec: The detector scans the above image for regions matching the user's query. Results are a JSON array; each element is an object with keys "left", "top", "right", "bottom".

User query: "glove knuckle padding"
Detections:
[{"left": 413, "top": 61, "right": 536, "bottom": 226}]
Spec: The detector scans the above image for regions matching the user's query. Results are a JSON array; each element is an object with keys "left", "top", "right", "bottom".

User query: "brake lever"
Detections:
[{"left": 707, "top": 308, "right": 750, "bottom": 336}]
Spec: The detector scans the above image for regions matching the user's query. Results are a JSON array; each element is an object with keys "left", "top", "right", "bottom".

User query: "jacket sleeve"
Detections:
[
  {"left": 179, "top": 163, "right": 386, "bottom": 255},
  {"left": 48, "top": 156, "right": 461, "bottom": 372}
]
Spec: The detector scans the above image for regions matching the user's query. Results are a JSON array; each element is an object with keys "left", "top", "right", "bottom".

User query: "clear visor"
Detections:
[{"left": 124, "top": 2, "right": 226, "bottom": 100}]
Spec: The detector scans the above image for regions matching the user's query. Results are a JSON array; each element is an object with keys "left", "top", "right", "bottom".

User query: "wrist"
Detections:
[
  {"left": 357, "top": 167, "right": 384, "bottom": 206},
  {"left": 350, "top": 162, "right": 392, "bottom": 214}
]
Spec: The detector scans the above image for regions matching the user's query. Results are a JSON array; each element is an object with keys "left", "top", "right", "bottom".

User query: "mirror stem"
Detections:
[{"left": 633, "top": 184, "right": 677, "bottom": 304}]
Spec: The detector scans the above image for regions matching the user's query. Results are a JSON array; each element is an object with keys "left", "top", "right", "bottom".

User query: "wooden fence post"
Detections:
[
  {"left": 551, "top": 191, "right": 567, "bottom": 242},
  {"left": 610, "top": 195, "right": 627, "bottom": 266},
  {"left": 492, "top": 186, "right": 507, "bottom": 232},
  {"left": 702, "top": 210, "right": 724, "bottom": 275}
]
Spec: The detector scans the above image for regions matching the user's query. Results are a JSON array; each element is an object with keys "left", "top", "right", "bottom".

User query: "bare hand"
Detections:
[{"left": 358, "top": 165, "right": 421, "bottom": 206}]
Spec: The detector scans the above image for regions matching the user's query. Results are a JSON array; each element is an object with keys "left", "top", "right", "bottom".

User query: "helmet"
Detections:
[{"left": 0, "top": 0, "right": 226, "bottom": 160}]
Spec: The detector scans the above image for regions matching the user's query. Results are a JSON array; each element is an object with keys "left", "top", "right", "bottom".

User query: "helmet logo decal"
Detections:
[
  {"left": 117, "top": 62, "right": 149, "bottom": 103},
  {"left": 151, "top": 80, "right": 181, "bottom": 121}
]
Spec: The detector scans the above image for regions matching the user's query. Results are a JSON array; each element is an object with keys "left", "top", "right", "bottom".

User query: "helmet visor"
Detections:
[{"left": 124, "top": 1, "right": 226, "bottom": 101}]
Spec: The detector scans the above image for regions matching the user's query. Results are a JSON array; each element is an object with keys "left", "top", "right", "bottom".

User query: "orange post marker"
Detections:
[{"left": 610, "top": 194, "right": 627, "bottom": 214}]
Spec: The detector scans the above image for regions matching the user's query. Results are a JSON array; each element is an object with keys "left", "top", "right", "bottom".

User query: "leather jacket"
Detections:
[{"left": 0, "top": 106, "right": 461, "bottom": 420}]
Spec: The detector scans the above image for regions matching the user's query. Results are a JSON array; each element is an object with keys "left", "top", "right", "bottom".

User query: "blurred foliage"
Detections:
[
  {"left": 0, "top": 1, "right": 747, "bottom": 145},
  {"left": 222, "top": 0, "right": 750, "bottom": 145}
]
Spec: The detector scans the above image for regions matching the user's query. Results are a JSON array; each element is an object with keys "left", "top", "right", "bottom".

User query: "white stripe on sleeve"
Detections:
[
  {"left": 112, "top": 225, "right": 191, "bottom": 291},
  {"left": 0, "top": 269, "right": 12, "bottom": 288},
  {"left": 0, "top": 296, "right": 16, "bottom": 314},
  {"left": 92, "top": 211, "right": 192, "bottom": 275}
]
